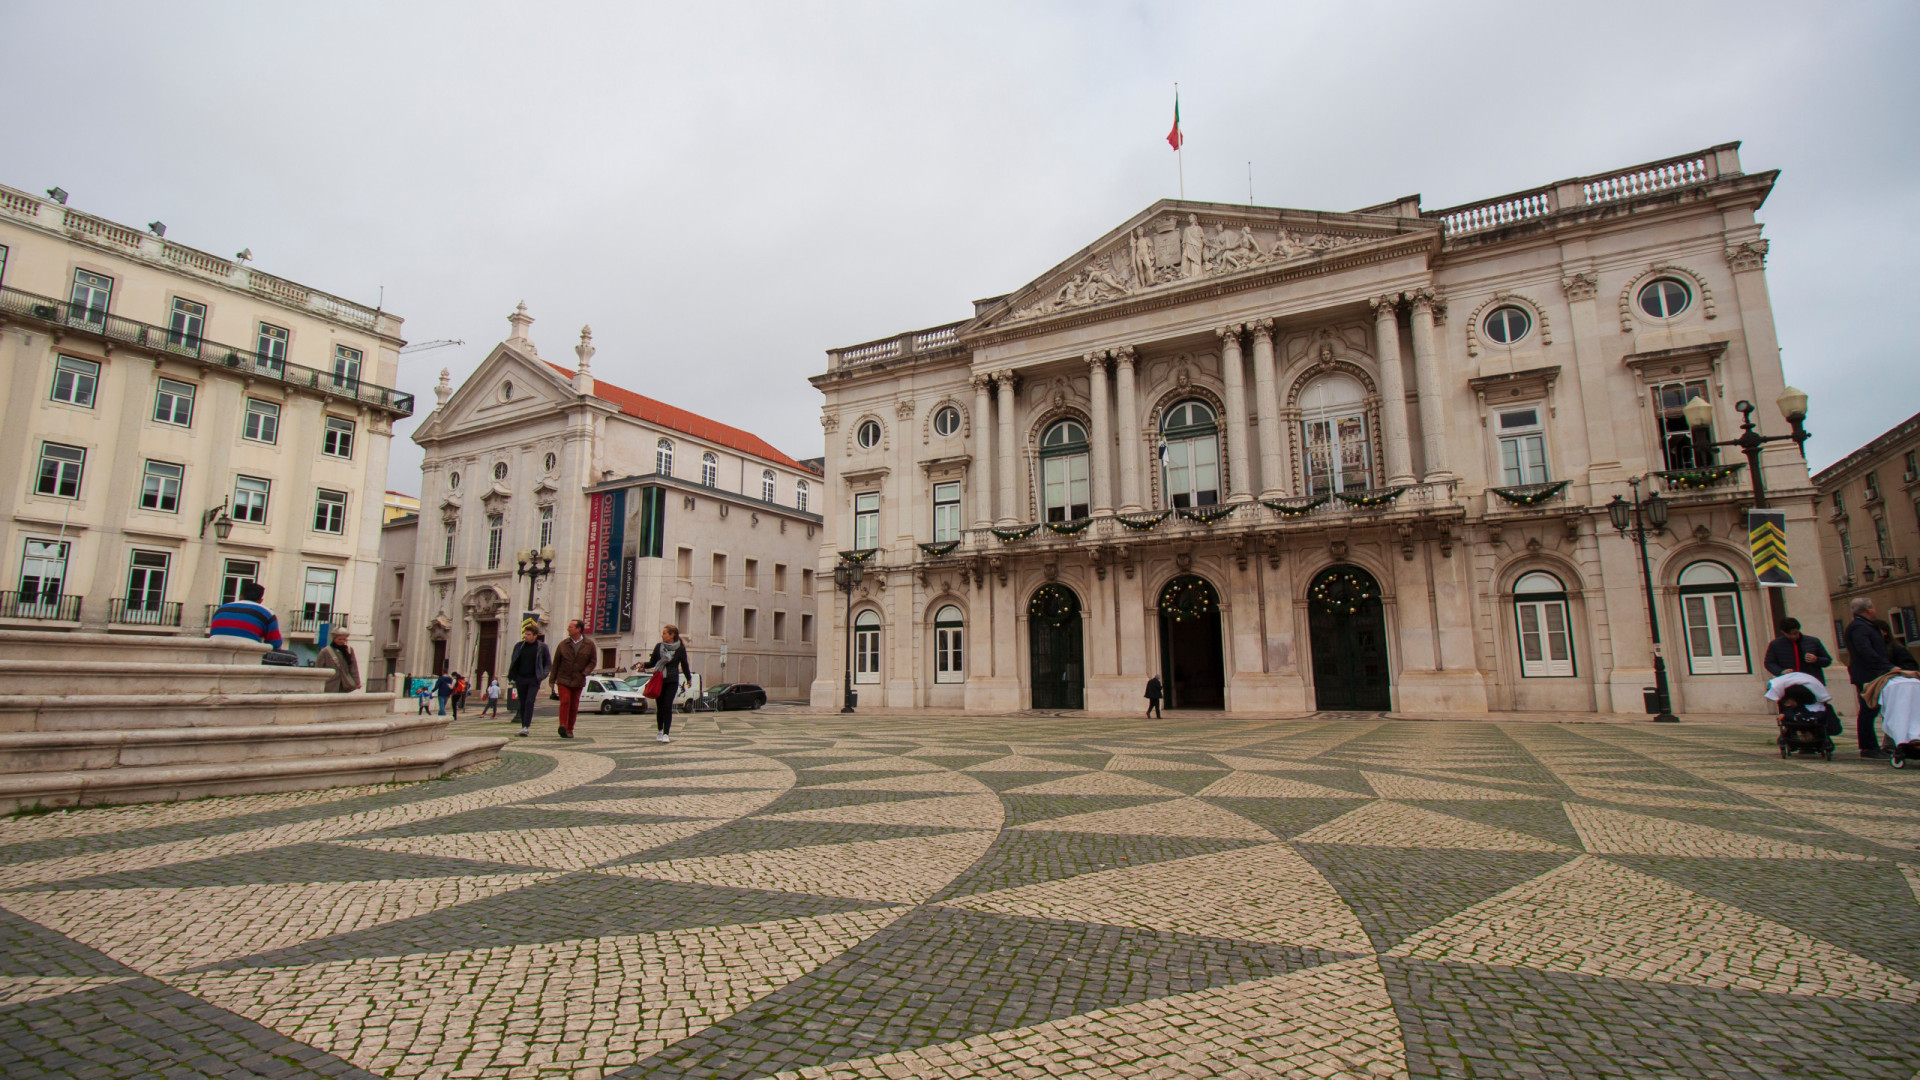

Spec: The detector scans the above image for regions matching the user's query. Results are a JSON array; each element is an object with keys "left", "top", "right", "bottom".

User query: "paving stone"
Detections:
[
  {"left": 930, "top": 828, "right": 1263, "bottom": 902},
  {"left": 1295, "top": 844, "right": 1577, "bottom": 952}
]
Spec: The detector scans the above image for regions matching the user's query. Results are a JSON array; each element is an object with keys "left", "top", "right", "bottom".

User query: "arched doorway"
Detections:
[
  {"left": 1158, "top": 575, "right": 1224, "bottom": 708},
  {"left": 1308, "top": 565, "right": 1391, "bottom": 710},
  {"left": 1028, "top": 584, "right": 1084, "bottom": 709}
]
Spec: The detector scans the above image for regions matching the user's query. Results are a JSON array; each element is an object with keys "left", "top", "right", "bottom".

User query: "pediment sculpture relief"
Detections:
[{"left": 1010, "top": 215, "right": 1372, "bottom": 321}]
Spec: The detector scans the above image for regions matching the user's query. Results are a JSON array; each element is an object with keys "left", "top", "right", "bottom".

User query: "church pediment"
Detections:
[
  {"left": 982, "top": 202, "right": 1440, "bottom": 330},
  {"left": 418, "top": 340, "right": 579, "bottom": 442}
]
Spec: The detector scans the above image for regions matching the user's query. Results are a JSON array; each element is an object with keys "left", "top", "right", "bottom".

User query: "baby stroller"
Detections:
[{"left": 1764, "top": 673, "right": 1835, "bottom": 761}]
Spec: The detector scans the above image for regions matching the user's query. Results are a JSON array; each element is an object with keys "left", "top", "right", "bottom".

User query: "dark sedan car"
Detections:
[{"left": 703, "top": 683, "right": 768, "bottom": 711}]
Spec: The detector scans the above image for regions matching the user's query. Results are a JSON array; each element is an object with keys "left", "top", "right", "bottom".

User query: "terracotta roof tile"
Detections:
[{"left": 544, "top": 362, "right": 806, "bottom": 471}]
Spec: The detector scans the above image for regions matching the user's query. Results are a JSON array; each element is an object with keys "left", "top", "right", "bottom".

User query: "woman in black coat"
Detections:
[{"left": 642, "top": 624, "right": 693, "bottom": 743}]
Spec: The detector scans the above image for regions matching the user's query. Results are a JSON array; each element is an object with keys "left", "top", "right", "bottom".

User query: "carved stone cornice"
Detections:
[
  {"left": 1725, "top": 239, "right": 1769, "bottom": 272},
  {"left": 1561, "top": 272, "right": 1599, "bottom": 302}
]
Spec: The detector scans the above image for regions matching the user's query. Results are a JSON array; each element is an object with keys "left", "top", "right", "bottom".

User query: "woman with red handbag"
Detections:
[{"left": 640, "top": 625, "right": 692, "bottom": 743}]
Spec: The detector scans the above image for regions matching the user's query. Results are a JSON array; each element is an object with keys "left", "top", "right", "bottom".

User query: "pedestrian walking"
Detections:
[
  {"left": 640, "top": 624, "right": 692, "bottom": 743},
  {"left": 1846, "top": 597, "right": 1898, "bottom": 758},
  {"left": 1144, "top": 675, "right": 1163, "bottom": 719},
  {"left": 1764, "top": 617, "right": 1832, "bottom": 683},
  {"left": 316, "top": 629, "right": 361, "bottom": 693},
  {"left": 482, "top": 677, "right": 501, "bottom": 717},
  {"left": 450, "top": 673, "right": 468, "bottom": 719},
  {"left": 416, "top": 682, "right": 433, "bottom": 714},
  {"left": 550, "top": 619, "right": 597, "bottom": 739},
  {"left": 507, "top": 625, "right": 550, "bottom": 737},
  {"left": 434, "top": 671, "right": 453, "bottom": 716}
]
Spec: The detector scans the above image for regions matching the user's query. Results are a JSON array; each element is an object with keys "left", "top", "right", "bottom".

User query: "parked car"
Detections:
[
  {"left": 702, "top": 683, "right": 768, "bottom": 711},
  {"left": 582, "top": 676, "right": 648, "bottom": 714}
]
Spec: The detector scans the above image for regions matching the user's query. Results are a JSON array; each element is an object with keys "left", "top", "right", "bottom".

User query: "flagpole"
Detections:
[{"left": 1175, "top": 83, "right": 1184, "bottom": 199}]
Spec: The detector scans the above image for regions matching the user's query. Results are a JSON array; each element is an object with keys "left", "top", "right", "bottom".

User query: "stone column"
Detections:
[
  {"left": 996, "top": 374, "right": 1019, "bottom": 525},
  {"left": 1086, "top": 353, "right": 1114, "bottom": 516},
  {"left": 1409, "top": 290, "right": 1451, "bottom": 482},
  {"left": 1218, "top": 324, "right": 1252, "bottom": 502},
  {"left": 1249, "top": 319, "right": 1285, "bottom": 497},
  {"left": 1113, "top": 347, "right": 1144, "bottom": 513},
  {"left": 971, "top": 374, "right": 995, "bottom": 528},
  {"left": 1371, "top": 295, "right": 1416, "bottom": 486}
]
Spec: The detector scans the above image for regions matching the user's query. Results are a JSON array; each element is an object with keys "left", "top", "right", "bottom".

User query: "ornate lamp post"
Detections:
[
  {"left": 514, "top": 546, "right": 556, "bottom": 618},
  {"left": 833, "top": 560, "right": 864, "bottom": 713},
  {"left": 1608, "top": 478, "right": 1679, "bottom": 723},
  {"left": 1680, "top": 387, "right": 1811, "bottom": 630}
]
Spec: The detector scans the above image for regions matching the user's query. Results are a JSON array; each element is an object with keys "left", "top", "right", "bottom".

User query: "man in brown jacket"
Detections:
[
  {"left": 550, "top": 619, "right": 596, "bottom": 738},
  {"left": 317, "top": 630, "right": 361, "bottom": 693}
]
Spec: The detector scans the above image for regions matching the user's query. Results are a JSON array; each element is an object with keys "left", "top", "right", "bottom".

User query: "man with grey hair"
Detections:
[{"left": 1845, "top": 596, "right": 1895, "bottom": 757}]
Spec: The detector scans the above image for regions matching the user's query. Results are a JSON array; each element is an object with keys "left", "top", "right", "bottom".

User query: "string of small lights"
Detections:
[
  {"left": 1158, "top": 575, "right": 1219, "bottom": 622},
  {"left": 1310, "top": 566, "right": 1379, "bottom": 616},
  {"left": 1028, "top": 583, "right": 1079, "bottom": 625}
]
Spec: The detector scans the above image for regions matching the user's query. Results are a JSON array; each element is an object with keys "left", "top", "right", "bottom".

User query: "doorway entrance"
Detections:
[
  {"left": 1308, "top": 564, "right": 1391, "bottom": 710},
  {"left": 1158, "top": 574, "right": 1224, "bottom": 708},
  {"left": 431, "top": 637, "right": 448, "bottom": 676},
  {"left": 1028, "top": 584, "right": 1084, "bottom": 709},
  {"left": 474, "top": 620, "right": 498, "bottom": 685}
]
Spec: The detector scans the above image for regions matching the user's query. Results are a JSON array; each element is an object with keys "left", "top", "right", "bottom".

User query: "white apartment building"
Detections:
[{"left": 0, "top": 185, "right": 409, "bottom": 660}]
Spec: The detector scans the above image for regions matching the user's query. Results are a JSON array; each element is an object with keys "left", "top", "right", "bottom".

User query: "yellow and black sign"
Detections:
[{"left": 1749, "top": 510, "right": 1795, "bottom": 587}]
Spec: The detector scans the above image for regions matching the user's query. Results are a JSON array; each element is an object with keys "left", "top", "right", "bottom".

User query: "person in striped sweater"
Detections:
[{"left": 208, "top": 581, "right": 283, "bottom": 648}]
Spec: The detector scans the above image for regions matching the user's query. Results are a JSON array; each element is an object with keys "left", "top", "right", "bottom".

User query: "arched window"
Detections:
[
  {"left": 1160, "top": 399, "right": 1219, "bottom": 508},
  {"left": 761, "top": 469, "right": 776, "bottom": 502},
  {"left": 655, "top": 439, "right": 673, "bottom": 476},
  {"left": 1039, "top": 419, "right": 1090, "bottom": 522},
  {"left": 854, "top": 609, "right": 882, "bottom": 684},
  {"left": 701, "top": 452, "right": 718, "bottom": 488},
  {"left": 1677, "top": 561, "right": 1748, "bottom": 675},
  {"left": 933, "top": 605, "right": 964, "bottom": 683},
  {"left": 1513, "top": 571, "right": 1574, "bottom": 678},
  {"left": 1299, "top": 375, "right": 1371, "bottom": 495},
  {"left": 795, "top": 479, "right": 809, "bottom": 513}
]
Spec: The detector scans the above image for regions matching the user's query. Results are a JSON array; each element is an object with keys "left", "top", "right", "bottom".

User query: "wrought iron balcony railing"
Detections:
[
  {"left": 108, "top": 598, "right": 183, "bottom": 627},
  {"left": 0, "top": 591, "right": 82, "bottom": 621},
  {"left": 287, "top": 610, "right": 349, "bottom": 635}
]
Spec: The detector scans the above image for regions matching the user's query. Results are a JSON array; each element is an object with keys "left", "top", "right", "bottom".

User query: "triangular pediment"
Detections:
[
  {"left": 413, "top": 340, "right": 580, "bottom": 445},
  {"left": 974, "top": 200, "right": 1440, "bottom": 332}
]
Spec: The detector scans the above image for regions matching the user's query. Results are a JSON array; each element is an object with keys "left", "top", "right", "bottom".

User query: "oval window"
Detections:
[
  {"left": 493, "top": 462, "right": 508, "bottom": 480},
  {"left": 1638, "top": 277, "right": 1691, "bottom": 319},
  {"left": 1483, "top": 305, "right": 1531, "bottom": 345},
  {"left": 856, "top": 419, "right": 883, "bottom": 449},
  {"left": 544, "top": 452, "right": 556, "bottom": 471},
  {"left": 500, "top": 381, "right": 514, "bottom": 401},
  {"left": 448, "top": 470, "right": 460, "bottom": 489},
  {"left": 933, "top": 405, "right": 961, "bottom": 437}
]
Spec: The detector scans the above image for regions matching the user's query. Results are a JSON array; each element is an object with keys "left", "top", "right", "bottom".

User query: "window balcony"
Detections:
[
  {"left": 287, "top": 610, "right": 349, "bottom": 636},
  {"left": 0, "top": 591, "right": 82, "bottom": 622},
  {"left": 1653, "top": 462, "right": 1744, "bottom": 495},
  {"left": 108, "top": 598, "right": 182, "bottom": 627}
]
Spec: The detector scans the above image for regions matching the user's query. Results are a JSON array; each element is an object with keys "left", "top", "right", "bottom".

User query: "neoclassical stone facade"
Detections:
[{"left": 809, "top": 143, "right": 1829, "bottom": 716}]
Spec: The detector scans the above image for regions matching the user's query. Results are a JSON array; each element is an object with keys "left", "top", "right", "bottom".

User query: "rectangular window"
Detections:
[
  {"left": 935, "top": 618, "right": 965, "bottom": 683},
  {"left": 774, "top": 563, "right": 788, "bottom": 593},
  {"left": 773, "top": 610, "right": 786, "bottom": 641},
  {"left": 1496, "top": 407, "right": 1549, "bottom": 486},
  {"left": 1655, "top": 380, "right": 1714, "bottom": 471},
  {"left": 18, "top": 538, "right": 70, "bottom": 606},
  {"left": 1833, "top": 491, "right": 1845, "bottom": 515},
  {"left": 533, "top": 505, "right": 551, "bottom": 550},
  {"left": 801, "top": 612, "right": 814, "bottom": 643},
  {"left": 233, "top": 475, "right": 270, "bottom": 523},
  {"left": 244, "top": 398, "right": 280, "bottom": 443},
  {"left": 1866, "top": 471, "right": 1882, "bottom": 500},
  {"left": 635, "top": 485, "right": 665, "bottom": 559},
  {"left": 140, "top": 460, "right": 184, "bottom": 513},
  {"left": 1876, "top": 517, "right": 1894, "bottom": 560},
  {"left": 677, "top": 547, "right": 693, "bottom": 580},
  {"left": 486, "top": 513, "right": 504, "bottom": 568},
  {"left": 710, "top": 604, "right": 726, "bottom": 638},
  {"left": 302, "top": 567, "right": 338, "bottom": 624},
  {"left": 323, "top": 416, "right": 355, "bottom": 458},
  {"left": 675, "top": 600, "right": 690, "bottom": 630},
  {"left": 1303, "top": 414, "right": 1371, "bottom": 496},
  {"left": 854, "top": 492, "right": 879, "bottom": 550},
  {"left": 802, "top": 568, "right": 814, "bottom": 595},
  {"left": 1042, "top": 454, "right": 1090, "bottom": 522},
  {"left": 1681, "top": 590, "right": 1749, "bottom": 675},
  {"left": 221, "top": 558, "right": 260, "bottom": 605},
  {"left": 314, "top": 489, "right": 348, "bottom": 534},
  {"left": 51, "top": 355, "right": 99, "bottom": 407},
  {"left": 126, "top": 550, "right": 170, "bottom": 611},
  {"left": 442, "top": 524, "right": 457, "bottom": 566},
  {"left": 69, "top": 269, "right": 111, "bottom": 327},
  {"left": 933, "top": 481, "right": 962, "bottom": 541},
  {"left": 744, "top": 559, "right": 759, "bottom": 589},
  {"left": 712, "top": 552, "right": 728, "bottom": 587},
  {"left": 1515, "top": 598, "right": 1574, "bottom": 677},
  {"left": 36, "top": 442, "right": 85, "bottom": 499},
  {"left": 0, "top": 244, "right": 7, "bottom": 286},
  {"left": 743, "top": 608, "right": 757, "bottom": 639},
  {"left": 168, "top": 298, "right": 206, "bottom": 354},
  {"left": 333, "top": 345, "right": 362, "bottom": 390},
  {"left": 1907, "top": 450, "right": 1919, "bottom": 480},
  {"left": 1164, "top": 435, "right": 1221, "bottom": 508},
  {"left": 154, "top": 378, "right": 195, "bottom": 426},
  {"left": 855, "top": 621, "right": 881, "bottom": 683},
  {"left": 256, "top": 323, "right": 289, "bottom": 375},
  {"left": 1840, "top": 529, "right": 1855, "bottom": 579}
]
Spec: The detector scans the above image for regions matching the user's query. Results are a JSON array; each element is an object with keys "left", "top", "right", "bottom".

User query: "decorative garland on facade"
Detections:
[
  {"left": 990, "top": 523, "right": 1042, "bottom": 542},
  {"left": 1334, "top": 486, "right": 1408, "bottom": 508},
  {"left": 1044, "top": 517, "right": 1094, "bottom": 536},
  {"left": 838, "top": 548, "right": 878, "bottom": 563},
  {"left": 1177, "top": 504, "right": 1239, "bottom": 525},
  {"left": 1655, "top": 463, "right": 1744, "bottom": 491},
  {"left": 1310, "top": 566, "right": 1380, "bottom": 615},
  {"left": 1158, "top": 576, "right": 1220, "bottom": 623},
  {"left": 1115, "top": 510, "right": 1171, "bottom": 531},
  {"left": 1263, "top": 494, "right": 1329, "bottom": 518},
  {"left": 1028, "top": 583, "right": 1080, "bottom": 625},
  {"left": 1489, "top": 479, "right": 1570, "bottom": 507},
  {"left": 917, "top": 540, "right": 960, "bottom": 558}
]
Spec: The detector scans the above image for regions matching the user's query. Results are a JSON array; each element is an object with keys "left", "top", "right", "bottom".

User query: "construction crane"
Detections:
[{"left": 400, "top": 339, "right": 464, "bottom": 355}]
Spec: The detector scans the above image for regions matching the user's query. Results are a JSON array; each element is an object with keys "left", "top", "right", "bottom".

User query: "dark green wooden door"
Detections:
[
  {"left": 1308, "top": 565, "right": 1391, "bottom": 710},
  {"left": 1028, "top": 584, "right": 1084, "bottom": 709}
]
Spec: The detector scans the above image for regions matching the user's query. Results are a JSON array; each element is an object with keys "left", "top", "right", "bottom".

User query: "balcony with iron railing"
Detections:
[
  {"left": 287, "top": 610, "right": 349, "bottom": 636},
  {"left": 0, "top": 591, "right": 82, "bottom": 622},
  {"left": 1427, "top": 143, "right": 1745, "bottom": 238},
  {"left": 0, "top": 287, "right": 413, "bottom": 417},
  {"left": 108, "top": 598, "right": 183, "bottom": 627}
]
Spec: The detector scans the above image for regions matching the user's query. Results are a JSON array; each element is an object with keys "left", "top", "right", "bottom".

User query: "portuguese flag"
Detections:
[{"left": 1166, "top": 91, "right": 1183, "bottom": 150}]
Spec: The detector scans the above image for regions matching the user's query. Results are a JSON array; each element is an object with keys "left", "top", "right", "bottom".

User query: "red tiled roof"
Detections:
[{"left": 544, "top": 362, "right": 806, "bottom": 471}]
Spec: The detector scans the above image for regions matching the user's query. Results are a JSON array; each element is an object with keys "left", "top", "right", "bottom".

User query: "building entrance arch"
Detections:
[
  {"left": 1307, "top": 564, "right": 1391, "bottom": 710},
  {"left": 1157, "top": 574, "right": 1224, "bottom": 708},
  {"left": 1028, "top": 584, "right": 1084, "bottom": 709}
]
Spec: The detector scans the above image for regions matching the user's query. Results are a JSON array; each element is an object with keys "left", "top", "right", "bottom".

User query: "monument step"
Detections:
[
  {"left": 0, "top": 693, "right": 399, "bottom": 732},
  {"left": 0, "top": 629, "right": 274, "bottom": 666},
  {"left": 0, "top": 659, "right": 330, "bottom": 697},
  {"left": 0, "top": 735, "right": 508, "bottom": 813},
  {"left": 0, "top": 715, "right": 457, "bottom": 773}
]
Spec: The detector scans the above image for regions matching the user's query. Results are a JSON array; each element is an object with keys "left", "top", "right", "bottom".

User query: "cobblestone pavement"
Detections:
[{"left": 5, "top": 712, "right": 1920, "bottom": 1079}]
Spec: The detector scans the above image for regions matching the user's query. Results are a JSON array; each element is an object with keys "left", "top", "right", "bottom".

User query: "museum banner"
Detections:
[{"left": 581, "top": 489, "right": 628, "bottom": 631}]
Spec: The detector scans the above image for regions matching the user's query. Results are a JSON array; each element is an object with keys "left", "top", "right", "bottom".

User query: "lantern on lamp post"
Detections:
[
  {"left": 1608, "top": 477, "right": 1678, "bottom": 723},
  {"left": 1681, "top": 386, "right": 1812, "bottom": 630},
  {"left": 833, "top": 559, "right": 864, "bottom": 713}
]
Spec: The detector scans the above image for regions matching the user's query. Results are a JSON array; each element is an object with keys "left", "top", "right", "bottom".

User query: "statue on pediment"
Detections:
[
  {"left": 1208, "top": 224, "right": 1260, "bottom": 272},
  {"left": 1131, "top": 227, "right": 1157, "bottom": 288},
  {"left": 1181, "top": 215, "right": 1207, "bottom": 279}
]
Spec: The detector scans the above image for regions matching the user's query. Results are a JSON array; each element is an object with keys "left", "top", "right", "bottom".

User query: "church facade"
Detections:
[{"left": 809, "top": 142, "right": 1828, "bottom": 716}]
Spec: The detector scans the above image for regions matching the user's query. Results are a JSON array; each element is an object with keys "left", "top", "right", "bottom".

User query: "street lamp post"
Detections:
[
  {"left": 1681, "top": 387, "right": 1811, "bottom": 631},
  {"left": 833, "top": 560, "right": 864, "bottom": 713},
  {"left": 514, "top": 546, "right": 556, "bottom": 621},
  {"left": 1608, "top": 477, "right": 1679, "bottom": 723}
]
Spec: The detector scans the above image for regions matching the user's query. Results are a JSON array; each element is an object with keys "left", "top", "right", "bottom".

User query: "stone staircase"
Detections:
[{"left": 0, "top": 630, "right": 506, "bottom": 812}]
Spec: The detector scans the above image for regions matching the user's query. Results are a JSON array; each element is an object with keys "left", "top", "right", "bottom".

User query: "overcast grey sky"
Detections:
[{"left": 4, "top": 1, "right": 1915, "bottom": 489}]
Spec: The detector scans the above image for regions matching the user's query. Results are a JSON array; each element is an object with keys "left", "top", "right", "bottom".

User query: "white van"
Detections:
[{"left": 581, "top": 676, "right": 648, "bottom": 714}]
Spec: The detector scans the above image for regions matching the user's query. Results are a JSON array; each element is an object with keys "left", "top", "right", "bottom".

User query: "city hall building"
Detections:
[{"left": 808, "top": 142, "right": 1829, "bottom": 716}]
